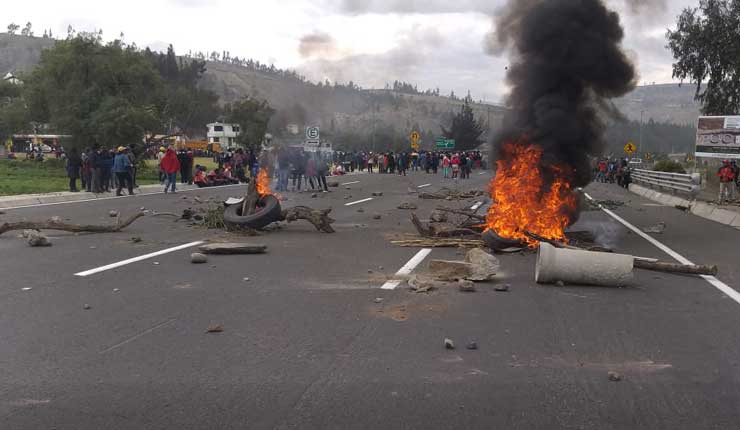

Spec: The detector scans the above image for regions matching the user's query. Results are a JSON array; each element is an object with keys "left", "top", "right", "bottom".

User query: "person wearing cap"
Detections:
[
  {"left": 157, "top": 146, "right": 166, "bottom": 184},
  {"left": 718, "top": 160, "right": 736, "bottom": 204},
  {"left": 112, "top": 146, "right": 134, "bottom": 196}
]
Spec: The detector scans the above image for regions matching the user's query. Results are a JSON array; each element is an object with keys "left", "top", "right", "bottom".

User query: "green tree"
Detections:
[
  {"left": 25, "top": 36, "right": 163, "bottom": 150},
  {"left": 20, "top": 22, "right": 33, "bottom": 37},
  {"left": 667, "top": 0, "right": 740, "bottom": 115},
  {"left": 7, "top": 23, "right": 19, "bottom": 35},
  {"left": 224, "top": 97, "right": 275, "bottom": 149},
  {"left": 441, "top": 97, "right": 484, "bottom": 151},
  {"left": 0, "top": 80, "right": 31, "bottom": 143}
]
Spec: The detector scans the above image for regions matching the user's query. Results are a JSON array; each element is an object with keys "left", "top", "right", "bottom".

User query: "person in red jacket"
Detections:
[
  {"left": 160, "top": 147, "right": 181, "bottom": 194},
  {"left": 718, "top": 160, "right": 736, "bottom": 204}
]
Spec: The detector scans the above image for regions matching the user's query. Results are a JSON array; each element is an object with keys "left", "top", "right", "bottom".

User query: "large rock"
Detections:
[
  {"left": 190, "top": 253, "right": 208, "bottom": 264},
  {"left": 27, "top": 231, "right": 51, "bottom": 247},
  {"left": 465, "top": 249, "right": 500, "bottom": 281},
  {"left": 198, "top": 243, "right": 267, "bottom": 255},
  {"left": 428, "top": 260, "right": 475, "bottom": 281}
]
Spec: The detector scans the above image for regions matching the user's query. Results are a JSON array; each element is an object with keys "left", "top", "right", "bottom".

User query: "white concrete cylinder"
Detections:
[{"left": 535, "top": 243, "right": 634, "bottom": 287}]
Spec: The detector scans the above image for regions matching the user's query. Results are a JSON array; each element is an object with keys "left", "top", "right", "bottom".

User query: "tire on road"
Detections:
[{"left": 224, "top": 194, "right": 283, "bottom": 230}]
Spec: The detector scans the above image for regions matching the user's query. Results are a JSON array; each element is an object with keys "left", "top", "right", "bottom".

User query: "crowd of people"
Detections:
[
  {"left": 717, "top": 160, "right": 740, "bottom": 204},
  {"left": 328, "top": 150, "right": 485, "bottom": 178},
  {"left": 64, "top": 144, "right": 139, "bottom": 195},
  {"left": 594, "top": 158, "right": 633, "bottom": 189}
]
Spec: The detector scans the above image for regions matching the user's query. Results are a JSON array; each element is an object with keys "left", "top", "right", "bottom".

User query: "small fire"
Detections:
[
  {"left": 255, "top": 168, "right": 273, "bottom": 196},
  {"left": 485, "top": 139, "right": 577, "bottom": 247}
]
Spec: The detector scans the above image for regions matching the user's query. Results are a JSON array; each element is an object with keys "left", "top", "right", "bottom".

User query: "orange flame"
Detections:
[
  {"left": 255, "top": 168, "right": 273, "bottom": 196},
  {"left": 485, "top": 140, "right": 577, "bottom": 247}
]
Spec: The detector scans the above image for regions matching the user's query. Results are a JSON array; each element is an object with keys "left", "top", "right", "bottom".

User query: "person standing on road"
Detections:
[
  {"left": 81, "top": 148, "right": 92, "bottom": 192},
  {"left": 161, "top": 147, "right": 180, "bottom": 194},
  {"left": 66, "top": 148, "right": 82, "bottom": 192},
  {"left": 442, "top": 154, "right": 450, "bottom": 178},
  {"left": 157, "top": 147, "right": 166, "bottom": 184},
  {"left": 718, "top": 160, "right": 736, "bottom": 204},
  {"left": 316, "top": 155, "right": 329, "bottom": 192},
  {"left": 113, "top": 147, "right": 134, "bottom": 196},
  {"left": 127, "top": 144, "right": 138, "bottom": 188}
]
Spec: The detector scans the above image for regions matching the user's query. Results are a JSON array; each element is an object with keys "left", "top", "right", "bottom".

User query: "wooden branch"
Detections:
[
  {"left": 429, "top": 224, "right": 480, "bottom": 238},
  {"left": 633, "top": 260, "right": 718, "bottom": 276},
  {"left": 434, "top": 207, "right": 486, "bottom": 221},
  {"left": 391, "top": 238, "right": 485, "bottom": 248},
  {"left": 280, "top": 206, "right": 335, "bottom": 233},
  {"left": 410, "top": 212, "right": 432, "bottom": 237},
  {"left": 0, "top": 212, "right": 146, "bottom": 236},
  {"left": 243, "top": 179, "right": 259, "bottom": 216}
]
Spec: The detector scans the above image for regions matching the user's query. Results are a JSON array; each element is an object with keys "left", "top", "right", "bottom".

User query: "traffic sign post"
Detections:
[
  {"left": 410, "top": 131, "right": 420, "bottom": 151},
  {"left": 624, "top": 142, "right": 637, "bottom": 155},
  {"left": 435, "top": 138, "right": 455, "bottom": 150},
  {"left": 306, "top": 126, "right": 320, "bottom": 141}
]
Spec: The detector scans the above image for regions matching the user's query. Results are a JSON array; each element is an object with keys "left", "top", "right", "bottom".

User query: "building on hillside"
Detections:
[
  {"left": 3, "top": 72, "right": 21, "bottom": 85},
  {"left": 207, "top": 122, "right": 241, "bottom": 148}
]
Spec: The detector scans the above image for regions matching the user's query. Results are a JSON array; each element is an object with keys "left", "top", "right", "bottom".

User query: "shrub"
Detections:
[{"left": 652, "top": 160, "right": 686, "bottom": 174}]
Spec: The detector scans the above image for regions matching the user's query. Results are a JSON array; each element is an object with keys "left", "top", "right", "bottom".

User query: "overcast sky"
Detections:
[{"left": 4, "top": 0, "right": 696, "bottom": 102}]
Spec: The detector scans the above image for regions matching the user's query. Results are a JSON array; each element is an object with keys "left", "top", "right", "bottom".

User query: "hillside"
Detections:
[{"left": 614, "top": 83, "right": 701, "bottom": 125}]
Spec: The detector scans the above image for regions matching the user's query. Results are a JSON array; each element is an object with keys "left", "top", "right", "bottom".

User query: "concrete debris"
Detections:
[
  {"left": 428, "top": 260, "right": 475, "bottom": 281},
  {"left": 372, "top": 214, "right": 382, "bottom": 220},
  {"left": 83, "top": 304, "right": 91, "bottom": 310},
  {"left": 190, "top": 253, "right": 208, "bottom": 264},
  {"left": 458, "top": 281, "right": 476, "bottom": 292},
  {"left": 372, "top": 192, "right": 384, "bottom": 197},
  {"left": 27, "top": 231, "right": 51, "bottom": 247},
  {"left": 21, "top": 229, "right": 36, "bottom": 238},
  {"left": 108, "top": 210, "right": 119, "bottom": 217},
  {"left": 50, "top": 216, "right": 63, "bottom": 223},
  {"left": 408, "top": 274, "right": 441, "bottom": 293},
  {"left": 608, "top": 371, "right": 622, "bottom": 382},
  {"left": 198, "top": 243, "right": 267, "bottom": 255},
  {"left": 206, "top": 324, "right": 224, "bottom": 333},
  {"left": 466, "top": 341, "right": 478, "bottom": 350},
  {"left": 642, "top": 222, "right": 666, "bottom": 234},
  {"left": 130, "top": 236, "right": 142, "bottom": 243},
  {"left": 465, "top": 249, "right": 499, "bottom": 281},
  {"left": 397, "top": 202, "right": 418, "bottom": 210},
  {"left": 374, "top": 298, "right": 384, "bottom": 303},
  {"left": 429, "top": 210, "right": 448, "bottom": 223},
  {"left": 494, "top": 284, "right": 510, "bottom": 292},
  {"left": 444, "top": 338, "right": 455, "bottom": 349}
]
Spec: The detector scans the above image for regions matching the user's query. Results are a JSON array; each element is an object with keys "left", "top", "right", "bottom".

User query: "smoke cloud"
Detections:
[
  {"left": 487, "top": 0, "right": 637, "bottom": 188},
  {"left": 298, "top": 32, "right": 340, "bottom": 59},
  {"left": 623, "top": 0, "right": 667, "bottom": 14}
]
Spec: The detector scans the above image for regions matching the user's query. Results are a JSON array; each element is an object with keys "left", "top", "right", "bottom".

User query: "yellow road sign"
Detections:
[
  {"left": 410, "top": 131, "right": 420, "bottom": 143},
  {"left": 624, "top": 142, "right": 637, "bottom": 155}
]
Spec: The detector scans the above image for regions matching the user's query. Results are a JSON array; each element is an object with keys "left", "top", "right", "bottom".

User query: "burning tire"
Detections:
[{"left": 224, "top": 195, "right": 282, "bottom": 230}]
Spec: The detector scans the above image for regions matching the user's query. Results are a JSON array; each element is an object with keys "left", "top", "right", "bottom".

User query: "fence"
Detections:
[{"left": 631, "top": 169, "right": 702, "bottom": 196}]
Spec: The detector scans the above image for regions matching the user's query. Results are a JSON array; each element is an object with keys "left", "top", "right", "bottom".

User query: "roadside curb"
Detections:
[{"left": 629, "top": 183, "right": 740, "bottom": 229}]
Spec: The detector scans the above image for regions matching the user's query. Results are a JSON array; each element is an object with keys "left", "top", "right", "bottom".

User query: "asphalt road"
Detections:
[{"left": 2, "top": 170, "right": 740, "bottom": 429}]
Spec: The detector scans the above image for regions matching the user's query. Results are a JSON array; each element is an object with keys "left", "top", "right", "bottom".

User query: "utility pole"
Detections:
[{"left": 639, "top": 109, "right": 644, "bottom": 156}]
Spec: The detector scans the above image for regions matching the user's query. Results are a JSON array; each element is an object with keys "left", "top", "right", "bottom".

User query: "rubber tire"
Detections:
[{"left": 223, "top": 194, "right": 282, "bottom": 230}]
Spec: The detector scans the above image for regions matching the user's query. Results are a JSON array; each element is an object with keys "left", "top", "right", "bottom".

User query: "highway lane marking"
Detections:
[
  {"left": 584, "top": 192, "right": 740, "bottom": 306},
  {"left": 341, "top": 181, "right": 361, "bottom": 186},
  {"left": 381, "top": 248, "right": 433, "bottom": 290},
  {"left": 74, "top": 241, "right": 205, "bottom": 277},
  {"left": 345, "top": 198, "right": 373, "bottom": 206},
  {"left": 99, "top": 318, "right": 176, "bottom": 354},
  {"left": 417, "top": 184, "right": 432, "bottom": 188},
  {"left": 0, "top": 184, "right": 244, "bottom": 211},
  {"left": 471, "top": 201, "right": 484, "bottom": 211}
]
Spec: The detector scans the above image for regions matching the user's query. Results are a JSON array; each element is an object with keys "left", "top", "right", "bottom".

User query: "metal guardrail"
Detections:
[{"left": 631, "top": 169, "right": 702, "bottom": 196}]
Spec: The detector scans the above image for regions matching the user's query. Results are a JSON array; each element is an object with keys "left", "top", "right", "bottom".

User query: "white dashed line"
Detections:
[
  {"left": 417, "top": 184, "right": 432, "bottom": 188},
  {"left": 470, "top": 201, "right": 484, "bottom": 211},
  {"left": 74, "top": 241, "right": 205, "bottom": 277},
  {"left": 344, "top": 197, "right": 373, "bottom": 206},
  {"left": 381, "top": 248, "right": 433, "bottom": 290},
  {"left": 341, "top": 181, "right": 361, "bottom": 186},
  {"left": 583, "top": 192, "right": 740, "bottom": 306}
]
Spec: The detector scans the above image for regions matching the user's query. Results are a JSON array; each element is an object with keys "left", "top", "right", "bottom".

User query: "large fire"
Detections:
[
  {"left": 255, "top": 168, "right": 273, "bottom": 196},
  {"left": 485, "top": 140, "right": 578, "bottom": 247}
]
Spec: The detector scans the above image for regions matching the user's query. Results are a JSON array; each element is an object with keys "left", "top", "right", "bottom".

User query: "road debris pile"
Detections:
[
  {"left": 408, "top": 248, "right": 501, "bottom": 294},
  {"left": 418, "top": 188, "right": 487, "bottom": 201}
]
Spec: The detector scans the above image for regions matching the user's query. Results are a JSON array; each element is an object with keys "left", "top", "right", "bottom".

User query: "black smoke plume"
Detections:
[{"left": 488, "top": 0, "right": 636, "bottom": 188}]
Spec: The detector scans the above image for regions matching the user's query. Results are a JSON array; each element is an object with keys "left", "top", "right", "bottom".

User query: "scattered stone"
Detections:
[
  {"left": 22, "top": 229, "right": 35, "bottom": 238},
  {"left": 357, "top": 208, "right": 365, "bottom": 213},
  {"left": 328, "top": 182, "right": 339, "bottom": 188},
  {"left": 374, "top": 298, "right": 384, "bottom": 303},
  {"left": 153, "top": 261, "right": 160, "bottom": 266},
  {"left": 113, "top": 288, "right": 120, "bottom": 293},
  {"left": 466, "top": 341, "right": 478, "bottom": 350},
  {"left": 368, "top": 269, "right": 373, "bottom": 273},
  {"left": 378, "top": 266, "right": 384, "bottom": 270},
  {"left": 140, "top": 207, "right": 146, "bottom": 211},
  {"left": 397, "top": 202, "right": 418, "bottom": 210},
  {"left": 345, "top": 186, "right": 352, "bottom": 190},
  {"left": 89, "top": 245, "right": 97, "bottom": 249},
  {"left": 464, "top": 249, "right": 500, "bottom": 281},
  {"left": 193, "top": 214, "right": 203, "bottom": 221},
  {"left": 243, "top": 277, "right": 250, "bottom": 282},
  {"left": 642, "top": 222, "right": 666, "bottom": 234},
  {"left": 555, "top": 280, "right": 565, "bottom": 287},
  {"left": 50, "top": 216, "right": 63, "bottom": 223},
  {"left": 428, "top": 260, "right": 475, "bottom": 281},
  {"left": 494, "top": 284, "right": 510, "bottom": 292},
  {"left": 108, "top": 210, "right": 119, "bottom": 218},
  {"left": 198, "top": 243, "right": 267, "bottom": 255},
  {"left": 372, "top": 192, "right": 384, "bottom": 197},
  {"left": 344, "top": 195, "right": 352, "bottom": 200},
  {"left": 83, "top": 304, "right": 91, "bottom": 310},
  {"left": 608, "top": 371, "right": 622, "bottom": 382},
  {"left": 190, "top": 253, "right": 208, "bottom": 264},
  {"left": 22, "top": 287, "right": 32, "bottom": 291},
  {"left": 206, "top": 324, "right": 224, "bottom": 333},
  {"left": 181, "top": 196, "right": 188, "bottom": 200},
  {"left": 675, "top": 205, "right": 690, "bottom": 212},
  {"left": 130, "top": 236, "right": 142, "bottom": 243},
  {"left": 311, "top": 193, "right": 318, "bottom": 198},
  {"left": 372, "top": 214, "right": 382, "bottom": 220},
  {"left": 458, "top": 281, "right": 476, "bottom": 292},
  {"left": 444, "top": 338, "right": 455, "bottom": 349},
  {"left": 193, "top": 197, "right": 203, "bottom": 203},
  {"left": 429, "top": 210, "right": 448, "bottom": 223},
  {"left": 27, "top": 231, "right": 51, "bottom": 247},
  {"left": 408, "top": 275, "right": 447, "bottom": 293},
  {"left": 0, "top": 210, "right": 5, "bottom": 215}
]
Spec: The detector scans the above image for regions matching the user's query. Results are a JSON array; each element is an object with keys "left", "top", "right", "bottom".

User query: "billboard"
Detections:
[{"left": 696, "top": 116, "right": 740, "bottom": 159}]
